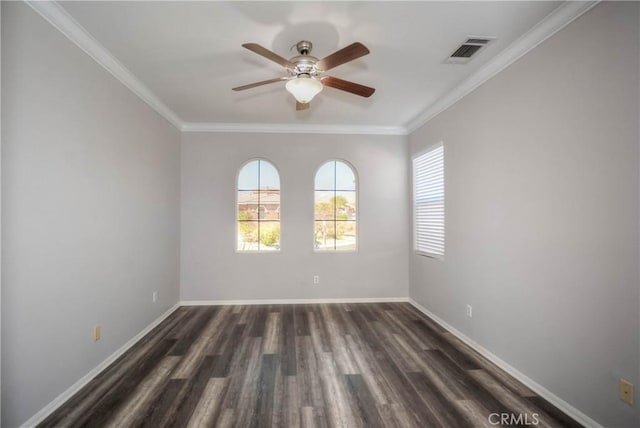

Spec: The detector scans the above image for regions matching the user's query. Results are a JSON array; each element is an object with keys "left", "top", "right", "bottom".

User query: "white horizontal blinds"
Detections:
[{"left": 413, "top": 143, "right": 444, "bottom": 256}]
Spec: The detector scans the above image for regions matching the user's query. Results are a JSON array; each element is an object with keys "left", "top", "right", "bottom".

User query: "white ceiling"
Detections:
[{"left": 50, "top": 1, "right": 569, "bottom": 132}]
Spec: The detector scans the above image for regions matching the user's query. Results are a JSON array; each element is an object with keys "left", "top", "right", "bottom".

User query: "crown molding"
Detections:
[
  {"left": 405, "top": 0, "right": 601, "bottom": 133},
  {"left": 26, "top": 0, "right": 599, "bottom": 137},
  {"left": 181, "top": 122, "right": 408, "bottom": 136},
  {"left": 25, "top": 0, "right": 405, "bottom": 136},
  {"left": 25, "top": 0, "right": 184, "bottom": 130}
]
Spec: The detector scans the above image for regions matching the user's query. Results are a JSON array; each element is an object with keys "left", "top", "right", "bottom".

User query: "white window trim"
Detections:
[
  {"left": 236, "top": 158, "right": 282, "bottom": 254},
  {"left": 313, "top": 159, "right": 359, "bottom": 253},
  {"left": 413, "top": 142, "right": 444, "bottom": 259}
]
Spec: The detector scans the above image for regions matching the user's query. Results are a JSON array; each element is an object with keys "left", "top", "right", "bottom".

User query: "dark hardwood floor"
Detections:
[{"left": 39, "top": 303, "right": 582, "bottom": 427}]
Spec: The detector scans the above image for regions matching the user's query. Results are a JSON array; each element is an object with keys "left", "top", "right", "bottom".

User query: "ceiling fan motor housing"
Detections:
[{"left": 290, "top": 41, "right": 319, "bottom": 76}]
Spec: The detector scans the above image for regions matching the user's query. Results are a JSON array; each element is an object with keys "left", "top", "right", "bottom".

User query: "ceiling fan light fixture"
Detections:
[
  {"left": 285, "top": 75, "right": 323, "bottom": 104},
  {"left": 233, "top": 41, "right": 373, "bottom": 110}
]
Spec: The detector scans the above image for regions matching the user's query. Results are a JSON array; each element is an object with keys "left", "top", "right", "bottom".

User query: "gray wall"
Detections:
[
  {"left": 409, "top": 2, "right": 639, "bottom": 427},
  {"left": 181, "top": 132, "right": 408, "bottom": 301},
  {"left": 1, "top": 3, "right": 181, "bottom": 427}
]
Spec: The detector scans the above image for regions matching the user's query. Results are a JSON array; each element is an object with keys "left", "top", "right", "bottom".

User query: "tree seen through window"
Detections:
[
  {"left": 237, "top": 159, "right": 280, "bottom": 251},
  {"left": 314, "top": 161, "right": 357, "bottom": 251}
]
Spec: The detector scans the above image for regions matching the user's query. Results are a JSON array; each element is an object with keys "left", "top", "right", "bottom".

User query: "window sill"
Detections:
[
  {"left": 236, "top": 250, "right": 281, "bottom": 254},
  {"left": 415, "top": 250, "right": 443, "bottom": 260}
]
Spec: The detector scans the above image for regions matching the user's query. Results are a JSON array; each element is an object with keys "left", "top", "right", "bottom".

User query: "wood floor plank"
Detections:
[
  {"left": 204, "top": 309, "right": 241, "bottom": 356},
  {"left": 345, "top": 374, "right": 385, "bottom": 428},
  {"left": 73, "top": 338, "right": 177, "bottom": 428},
  {"left": 281, "top": 305, "right": 298, "bottom": 376},
  {"left": 168, "top": 306, "right": 216, "bottom": 356},
  {"left": 216, "top": 408, "right": 236, "bottom": 427},
  {"left": 526, "top": 396, "right": 585, "bottom": 428},
  {"left": 282, "top": 375, "right": 301, "bottom": 428},
  {"left": 237, "top": 304, "right": 253, "bottom": 324},
  {"left": 370, "top": 321, "right": 422, "bottom": 372},
  {"left": 443, "top": 333, "right": 536, "bottom": 397},
  {"left": 349, "top": 310, "right": 440, "bottom": 426},
  {"left": 320, "top": 305, "right": 359, "bottom": 375},
  {"left": 335, "top": 304, "right": 359, "bottom": 336},
  {"left": 376, "top": 404, "right": 398, "bottom": 428},
  {"left": 221, "top": 336, "right": 262, "bottom": 413},
  {"left": 103, "top": 355, "right": 180, "bottom": 428},
  {"left": 370, "top": 349, "right": 442, "bottom": 427},
  {"left": 172, "top": 308, "right": 231, "bottom": 379},
  {"left": 248, "top": 305, "right": 269, "bottom": 337},
  {"left": 262, "top": 311, "right": 282, "bottom": 354},
  {"left": 425, "top": 351, "right": 521, "bottom": 421},
  {"left": 249, "top": 353, "right": 278, "bottom": 427},
  {"left": 162, "top": 307, "right": 201, "bottom": 340},
  {"left": 271, "top": 361, "right": 285, "bottom": 428},
  {"left": 454, "top": 400, "right": 500, "bottom": 428},
  {"left": 185, "top": 377, "right": 228, "bottom": 428},
  {"left": 161, "top": 355, "right": 218, "bottom": 427},
  {"left": 38, "top": 303, "right": 584, "bottom": 428},
  {"left": 377, "top": 403, "right": 423, "bottom": 428},
  {"left": 344, "top": 333, "right": 397, "bottom": 405},
  {"left": 211, "top": 322, "right": 246, "bottom": 378},
  {"left": 139, "top": 378, "right": 186, "bottom": 428},
  {"left": 308, "top": 307, "right": 331, "bottom": 353},
  {"left": 413, "top": 320, "right": 481, "bottom": 370},
  {"left": 317, "top": 351, "right": 358, "bottom": 427},
  {"left": 421, "top": 349, "right": 475, "bottom": 400},
  {"left": 296, "top": 336, "right": 326, "bottom": 408},
  {"left": 406, "top": 371, "right": 473, "bottom": 428},
  {"left": 294, "top": 305, "right": 311, "bottom": 336},
  {"left": 348, "top": 306, "right": 386, "bottom": 354},
  {"left": 379, "top": 309, "right": 432, "bottom": 350},
  {"left": 469, "top": 369, "right": 559, "bottom": 428},
  {"left": 38, "top": 309, "right": 186, "bottom": 427},
  {"left": 300, "top": 406, "right": 329, "bottom": 428}
]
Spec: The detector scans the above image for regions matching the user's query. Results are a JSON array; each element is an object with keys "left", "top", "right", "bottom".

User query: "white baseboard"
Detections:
[
  {"left": 21, "top": 297, "right": 410, "bottom": 426},
  {"left": 180, "top": 297, "right": 409, "bottom": 306},
  {"left": 32, "top": 296, "right": 594, "bottom": 428},
  {"left": 408, "top": 298, "right": 603, "bottom": 428},
  {"left": 20, "top": 303, "right": 181, "bottom": 428}
]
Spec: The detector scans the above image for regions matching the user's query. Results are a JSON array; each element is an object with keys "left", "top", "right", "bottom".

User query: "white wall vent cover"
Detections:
[{"left": 445, "top": 37, "right": 495, "bottom": 64}]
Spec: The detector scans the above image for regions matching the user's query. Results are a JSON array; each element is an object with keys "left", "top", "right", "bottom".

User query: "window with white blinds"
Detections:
[{"left": 413, "top": 143, "right": 444, "bottom": 257}]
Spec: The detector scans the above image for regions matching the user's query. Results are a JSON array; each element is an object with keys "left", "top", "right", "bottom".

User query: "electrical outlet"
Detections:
[
  {"left": 94, "top": 325, "right": 101, "bottom": 341},
  {"left": 152, "top": 291, "right": 158, "bottom": 303},
  {"left": 313, "top": 275, "right": 320, "bottom": 285},
  {"left": 466, "top": 304, "right": 473, "bottom": 318},
  {"left": 620, "top": 379, "right": 634, "bottom": 405}
]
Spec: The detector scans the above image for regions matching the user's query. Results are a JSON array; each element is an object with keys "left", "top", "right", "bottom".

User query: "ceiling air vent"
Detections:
[{"left": 445, "top": 37, "right": 495, "bottom": 64}]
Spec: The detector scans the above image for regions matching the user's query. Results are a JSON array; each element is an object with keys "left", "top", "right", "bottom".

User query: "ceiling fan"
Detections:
[{"left": 232, "top": 40, "right": 375, "bottom": 110}]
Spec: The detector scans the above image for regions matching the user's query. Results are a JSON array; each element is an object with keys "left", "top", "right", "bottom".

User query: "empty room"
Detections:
[{"left": 1, "top": 1, "right": 639, "bottom": 427}]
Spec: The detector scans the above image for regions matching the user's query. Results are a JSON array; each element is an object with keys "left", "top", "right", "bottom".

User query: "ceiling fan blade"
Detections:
[
  {"left": 242, "top": 43, "right": 295, "bottom": 70},
  {"left": 232, "top": 77, "right": 288, "bottom": 91},
  {"left": 296, "top": 102, "right": 310, "bottom": 111},
  {"left": 321, "top": 76, "right": 375, "bottom": 98},
  {"left": 316, "top": 42, "right": 370, "bottom": 72}
]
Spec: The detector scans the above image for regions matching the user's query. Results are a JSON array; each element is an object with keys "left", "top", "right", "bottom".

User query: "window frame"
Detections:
[
  {"left": 236, "top": 158, "right": 282, "bottom": 253},
  {"left": 313, "top": 159, "right": 359, "bottom": 253},
  {"left": 413, "top": 142, "right": 445, "bottom": 259}
]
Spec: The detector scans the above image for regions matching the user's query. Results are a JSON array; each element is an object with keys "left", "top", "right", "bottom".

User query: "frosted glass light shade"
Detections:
[{"left": 285, "top": 76, "right": 323, "bottom": 103}]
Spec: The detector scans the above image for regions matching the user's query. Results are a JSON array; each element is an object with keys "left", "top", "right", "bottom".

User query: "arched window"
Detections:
[
  {"left": 314, "top": 160, "right": 357, "bottom": 251},
  {"left": 237, "top": 159, "right": 280, "bottom": 251}
]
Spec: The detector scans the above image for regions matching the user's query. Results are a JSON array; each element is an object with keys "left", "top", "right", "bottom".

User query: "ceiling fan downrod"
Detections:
[{"left": 296, "top": 40, "right": 313, "bottom": 56}]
